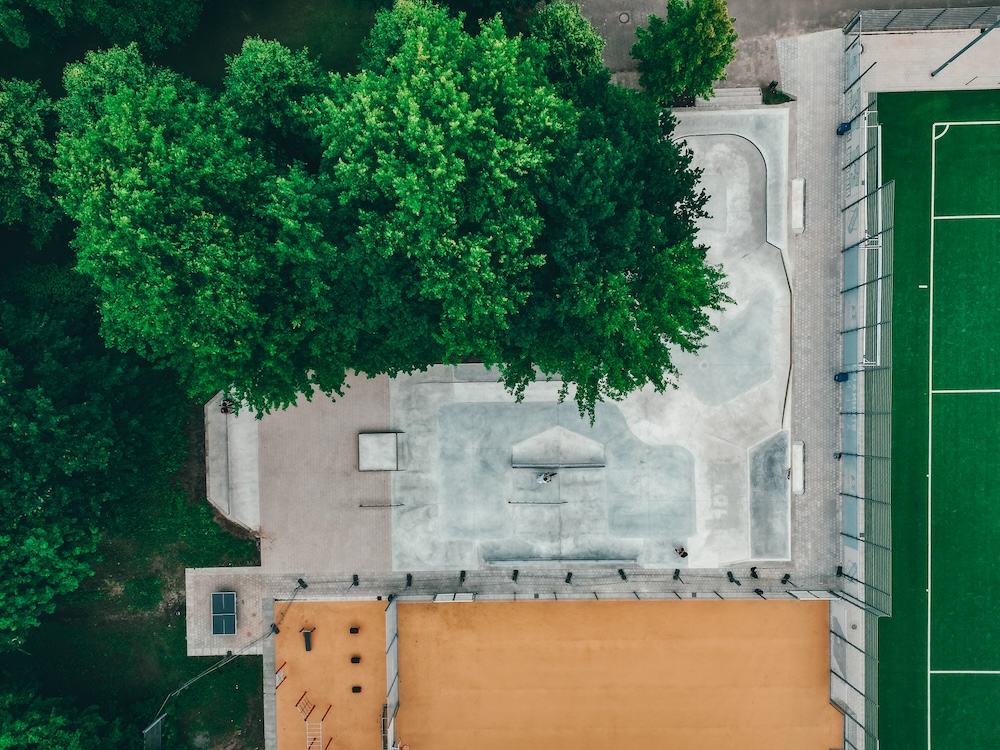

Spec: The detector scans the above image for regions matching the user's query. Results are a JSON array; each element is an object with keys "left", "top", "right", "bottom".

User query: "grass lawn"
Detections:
[{"left": 1, "top": 406, "right": 262, "bottom": 749}]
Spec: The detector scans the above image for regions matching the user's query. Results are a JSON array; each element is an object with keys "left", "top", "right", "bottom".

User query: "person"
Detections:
[
  {"left": 675, "top": 546, "right": 688, "bottom": 558},
  {"left": 536, "top": 472, "right": 557, "bottom": 484}
]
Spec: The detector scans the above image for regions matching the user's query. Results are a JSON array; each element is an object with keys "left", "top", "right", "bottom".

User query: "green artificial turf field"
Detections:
[{"left": 876, "top": 89, "right": 1000, "bottom": 750}]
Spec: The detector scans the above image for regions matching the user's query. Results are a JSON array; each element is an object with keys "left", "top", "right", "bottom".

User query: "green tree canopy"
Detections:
[
  {"left": 0, "top": 264, "right": 186, "bottom": 647},
  {"left": 222, "top": 37, "right": 333, "bottom": 151},
  {"left": 524, "top": 1, "right": 608, "bottom": 102},
  {"left": 0, "top": 678, "right": 122, "bottom": 749},
  {"left": 55, "top": 2, "right": 728, "bottom": 419},
  {"left": 55, "top": 45, "right": 346, "bottom": 409},
  {"left": 326, "top": 0, "right": 576, "bottom": 376},
  {"left": 631, "top": 0, "right": 738, "bottom": 104},
  {"left": 0, "top": 77, "right": 57, "bottom": 243},
  {"left": 0, "top": 0, "right": 203, "bottom": 50}
]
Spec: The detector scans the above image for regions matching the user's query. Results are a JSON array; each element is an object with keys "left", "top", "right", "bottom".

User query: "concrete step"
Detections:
[{"left": 695, "top": 87, "right": 763, "bottom": 109}]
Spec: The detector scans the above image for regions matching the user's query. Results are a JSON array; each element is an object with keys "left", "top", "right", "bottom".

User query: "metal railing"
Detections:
[{"left": 845, "top": 6, "right": 1000, "bottom": 34}]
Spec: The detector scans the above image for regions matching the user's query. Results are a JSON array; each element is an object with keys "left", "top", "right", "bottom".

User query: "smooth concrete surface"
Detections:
[
  {"left": 204, "top": 391, "right": 260, "bottom": 532},
  {"left": 358, "top": 432, "right": 399, "bottom": 471},
  {"left": 393, "top": 395, "right": 696, "bottom": 569},
  {"left": 749, "top": 430, "right": 791, "bottom": 559},
  {"left": 390, "top": 117, "right": 792, "bottom": 571},
  {"left": 674, "top": 107, "right": 790, "bottom": 251}
]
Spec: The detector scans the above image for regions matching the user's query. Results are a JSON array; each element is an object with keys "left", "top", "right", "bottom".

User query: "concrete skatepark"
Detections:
[
  {"left": 203, "top": 106, "right": 793, "bottom": 575},
  {"left": 182, "top": 8, "right": 1000, "bottom": 749}
]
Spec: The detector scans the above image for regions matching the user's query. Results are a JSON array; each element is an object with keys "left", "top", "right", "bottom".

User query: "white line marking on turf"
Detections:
[
  {"left": 932, "top": 389, "right": 1000, "bottom": 394},
  {"left": 928, "top": 122, "right": 937, "bottom": 749},
  {"left": 934, "top": 214, "right": 1000, "bottom": 220},
  {"left": 934, "top": 123, "right": 950, "bottom": 140},
  {"left": 931, "top": 670, "right": 1000, "bottom": 675},
  {"left": 934, "top": 120, "right": 1000, "bottom": 127}
]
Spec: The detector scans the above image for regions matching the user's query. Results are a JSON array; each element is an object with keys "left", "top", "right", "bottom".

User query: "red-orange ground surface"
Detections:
[
  {"left": 394, "top": 599, "right": 841, "bottom": 750},
  {"left": 273, "top": 601, "right": 387, "bottom": 750}
]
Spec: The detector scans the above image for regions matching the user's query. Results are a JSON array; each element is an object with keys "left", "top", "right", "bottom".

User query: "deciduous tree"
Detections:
[
  {"left": 0, "top": 77, "right": 57, "bottom": 243},
  {"left": 0, "top": 264, "right": 186, "bottom": 646},
  {"left": 0, "top": 0, "right": 203, "bottom": 51},
  {"left": 631, "top": 0, "right": 738, "bottom": 104},
  {"left": 55, "top": 3, "right": 729, "bottom": 419},
  {"left": 325, "top": 0, "right": 576, "bottom": 376},
  {"left": 222, "top": 37, "right": 332, "bottom": 149},
  {"left": 525, "top": 1, "right": 608, "bottom": 102},
  {"left": 0, "top": 679, "right": 122, "bottom": 748},
  {"left": 56, "top": 45, "right": 350, "bottom": 410}
]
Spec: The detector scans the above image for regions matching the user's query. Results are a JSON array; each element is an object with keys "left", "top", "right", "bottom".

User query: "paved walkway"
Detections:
[
  {"left": 577, "top": 0, "right": 997, "bottom": 90},
  {"left": 258, "top": 375, "right": 394, "bottom": 575},
  {"left": 777, "top": 28, "right": 846, "bottom": 593},
  {"left": 186, "top": 564, "right": 837, "bottom": 657}
]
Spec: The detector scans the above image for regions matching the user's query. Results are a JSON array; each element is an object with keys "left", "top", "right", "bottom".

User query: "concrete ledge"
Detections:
[
  {"left": 792, "top": 440, "right": 805, "bottom": 495},
  {"left": 791, "top": 177, "right": 805, "bottom": 234},
  {"left": 204, "top": 392, "right": 261, "bottom": 532},
  {"left": 358, "top": 432, "right": 399, "bottom": 471}
]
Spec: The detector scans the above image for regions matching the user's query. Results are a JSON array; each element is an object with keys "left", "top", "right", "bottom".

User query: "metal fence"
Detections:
[
  {"left": 384, "top": 598, "right": 400, "bottom": 750},
  {"left": 835, "top": 25, "right": 897, "bottom": 750},
  {"left": 845, "top": 6, "right": 1000, "bottom": 33}
]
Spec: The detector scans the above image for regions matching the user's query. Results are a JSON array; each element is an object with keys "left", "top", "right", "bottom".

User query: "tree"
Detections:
[
  {"left": 525, "top": 2, "right": 608, "bottom": 102},
  {"left": 0, "top": 263, "right": 187, "bottom": 646},
  {"left": 631, "top": 0, "right": 738, "bottom": 104},
  {"left": 0, "top": 77, "right": 57, "bottom": 244},
  {"left": 0, "top": 679, "right": 122, "bottom": 749},
  {"left": 55, "top": 4, "right": 728, "bottom": 419},
  {"left": 222, "top": 37, "right": 333, "bottom": 150},
  {"left": 0, "top": 0, "right": 203, "bottom": 51},
  {"left": 326, "top": 0, "right": 576, "bottom": 377},
  {"left": 56, "top": 45, "right": 349, "bottom": 411},
  {"left": 498, "top": 75, "right": 728, "bottom": 409}
]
